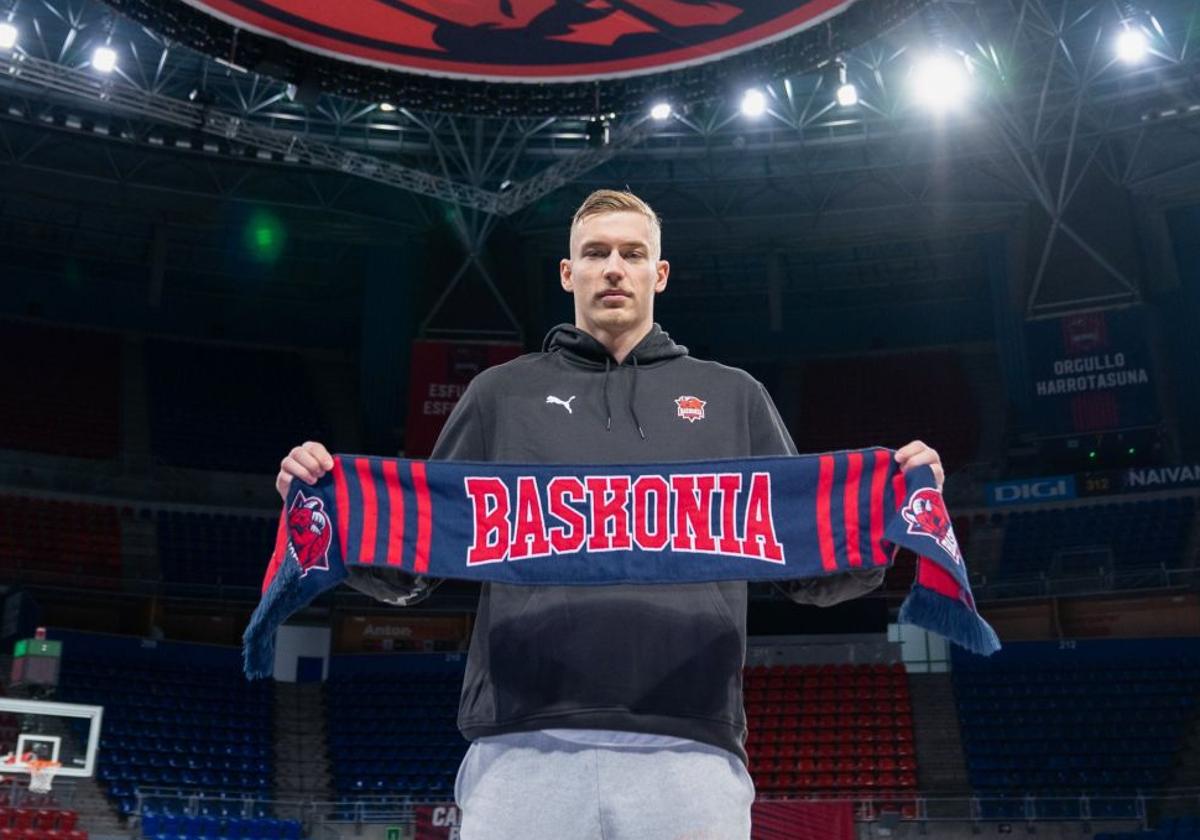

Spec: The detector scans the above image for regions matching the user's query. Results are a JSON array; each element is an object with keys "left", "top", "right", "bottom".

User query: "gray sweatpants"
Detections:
[{"left": 454, "top": 731, "right": 755, "bottom": 840}]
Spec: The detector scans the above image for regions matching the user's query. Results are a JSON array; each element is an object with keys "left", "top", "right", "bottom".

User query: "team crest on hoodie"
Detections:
[{"left": 675, "top": 395, "right": 706, "bottom": 423}]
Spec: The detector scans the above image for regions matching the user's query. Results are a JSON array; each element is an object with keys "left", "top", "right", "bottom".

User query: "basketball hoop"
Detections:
[{"left": 26, "top": 759, "right": 60, "bottom": 794}]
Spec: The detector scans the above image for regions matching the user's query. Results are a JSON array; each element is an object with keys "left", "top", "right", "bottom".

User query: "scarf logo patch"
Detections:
[
  {"left": 287, "top": 491, "right": 332, "bottom": 577},
  {"left": 675, "top": 395, "right": 707, "bottom": 423},
  {"left": 901, "top": 488, "right": 962, "bottom": 565}
]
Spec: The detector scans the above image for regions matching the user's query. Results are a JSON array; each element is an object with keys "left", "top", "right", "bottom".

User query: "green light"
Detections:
[
  {"left": 243, "top": 209, "right": 286, "bottom": 263},
  {"left": 1088, "top": 451, "right": 1097, "bottom": 459},
  {"left": 1128, "top": 447, "right": 1135, "bottom": 455}
]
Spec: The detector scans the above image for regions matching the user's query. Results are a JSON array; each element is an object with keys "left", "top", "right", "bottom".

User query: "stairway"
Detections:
[
  {"left": 61, "top": 775, "right": 130, "bottom": 839},
  {"left": 907, "top": 671, "right": 971, "bottom": 818},
  {"left": 273, "top": 682, "right": 334, "bottom": 819}
]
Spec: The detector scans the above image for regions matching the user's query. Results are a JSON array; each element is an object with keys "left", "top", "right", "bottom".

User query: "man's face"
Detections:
[{"left": 560, "top": 210, "right": 669, "bottom": 339}]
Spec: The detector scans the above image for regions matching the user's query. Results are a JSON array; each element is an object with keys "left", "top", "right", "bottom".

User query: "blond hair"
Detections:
[{"left": 570, "top": 189, "right": 662, "bottom": 257}]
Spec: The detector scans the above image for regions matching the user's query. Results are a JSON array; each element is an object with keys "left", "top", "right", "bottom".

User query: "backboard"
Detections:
[{"left": 0, "top": 697, "right": 102, "bottom": 779}]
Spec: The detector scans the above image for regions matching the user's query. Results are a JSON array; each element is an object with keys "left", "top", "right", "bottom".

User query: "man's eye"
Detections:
[{"left": 625, "top": 252, "right": 644, "bottom": 260}]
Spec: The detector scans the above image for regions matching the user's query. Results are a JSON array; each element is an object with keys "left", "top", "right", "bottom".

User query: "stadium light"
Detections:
[
  {"left": 378, "top": 102, "right": 397, "bottom": 112},
  {"left": 910, "top": 51, "right": 971, "bottom": 112},
  {"left": 0, "top": 22, "right": 17, "bottom": 50},
  {"left": 91, "top": 45, "right": 117, "bottom": 74},
  {"left": 834, "top": 61, "right": 858, "bottom": 108},
  {"left": 740, "top": 88, "right": 767, "bottom": 118},
  {"left": 1114, "top": 26, "right": 1148, "bottom": 63},
  {"left": 650, "top": 101, "right": 672, "bottom": 120}
]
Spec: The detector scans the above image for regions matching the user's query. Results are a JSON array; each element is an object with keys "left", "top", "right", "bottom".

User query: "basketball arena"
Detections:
[{"left": 0, "top": 1, "right": 1198, "bottom": 839}]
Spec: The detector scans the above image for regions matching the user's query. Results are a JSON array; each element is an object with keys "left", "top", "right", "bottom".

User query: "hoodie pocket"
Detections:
[
  {"left": 484, "top": 583, "right": 744, "bottom": 724},
  {"left": 705, "top": 581, "right": 741, "bottom": 635}
]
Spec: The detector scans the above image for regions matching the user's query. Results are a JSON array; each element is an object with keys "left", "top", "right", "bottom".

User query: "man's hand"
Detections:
[
  {"left": 277, "top": 441, "right": 335, "bottom": 502},
  {"left": 894, "top": 440, "right": 944, "bottom": 491}
]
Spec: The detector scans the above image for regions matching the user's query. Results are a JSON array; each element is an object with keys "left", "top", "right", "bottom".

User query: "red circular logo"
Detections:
[{"left": 183, "top": 0, "right": 854, "bottom": 80}]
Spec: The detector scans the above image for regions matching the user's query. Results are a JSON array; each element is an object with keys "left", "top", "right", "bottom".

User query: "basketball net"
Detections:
[
  {"left": 1, "top": 753, "right": 60, "bottom": 794},
  {"left": 26, "top": 759, "right": 60, "bottom": 794}
]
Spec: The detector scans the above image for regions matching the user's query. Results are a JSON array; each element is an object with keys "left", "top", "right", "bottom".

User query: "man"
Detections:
[{"left": 277, "top": 190, "right": 944, "bottom": 839}]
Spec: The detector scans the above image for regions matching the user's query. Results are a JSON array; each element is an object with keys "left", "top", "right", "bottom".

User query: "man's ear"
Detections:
[
  {"left": 654, "top": 259, "right": 670, "bottom": 293},
  {"left": 560, "top": 258, "right": 574, "bottom": 291}
]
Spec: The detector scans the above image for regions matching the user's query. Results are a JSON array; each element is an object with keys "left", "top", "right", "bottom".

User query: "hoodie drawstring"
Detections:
[
  {"left": 603, "top": 356, "right": 613, "bottom": 431},
  {"left": 629, "top": 356, "right": 645, "bottom": 440},
  {"left": 602, "top": 355, "right": 645, "bottom": 439}
]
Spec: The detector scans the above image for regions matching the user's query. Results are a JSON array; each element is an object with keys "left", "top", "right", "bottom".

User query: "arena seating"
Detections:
[
  {"left": 326, "top": 663, "right": 918, "bottom": 813},
  {"left": 792, "top": 352, "right": 980, "bottom": 470},
  {"left": 145, "top": 339, "right": 331, "bottom": 474},
  {"left": 954, "top": 642, "right": 1199, "bottom": 819},
  {"left": 0, "top": 495, "right": 122, "bottom": 588},
  {"left": 326, "top": 673, "right": 464, "bottom": 805},
  {"left": 154, "top": 509, "right": 276, "bottom": 590},
  {"left": 0, "top": 320, "right": 121, "bottom": 459},
  {"left": 0, "top": 806, "right": 83, "bottom": 838},
  {"left": 139, "top": 812, "right": 300, "bottom": 840},
  {"left": 997, "top": 497, "right": 1195, "bottom": 580},
  {"left": 56, "top": 659, "right": 273, "bottom": 816},
  {"left": 1097, "top": 816, "right": 1200, "bottom": 840},
  {"left": 745, "top": 663, "right": 917, "bottom": 815}
]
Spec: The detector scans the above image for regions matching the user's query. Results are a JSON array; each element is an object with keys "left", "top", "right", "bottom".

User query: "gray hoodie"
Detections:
[{"left": 348, "top": 323, "right": 884, "bottom": 761}]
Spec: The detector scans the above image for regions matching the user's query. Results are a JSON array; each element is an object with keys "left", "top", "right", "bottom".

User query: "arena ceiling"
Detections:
[{"left": 0, "top": 0, "right": 1198, "bottom": 327}]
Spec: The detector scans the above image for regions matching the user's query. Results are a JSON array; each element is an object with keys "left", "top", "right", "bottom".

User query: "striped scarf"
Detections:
[{"left": 244, "top": 447, "right": 999, "bottom": 676}]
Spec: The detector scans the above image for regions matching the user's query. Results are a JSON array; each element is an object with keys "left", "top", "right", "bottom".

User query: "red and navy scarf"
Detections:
[{"left": 243, "top": 447, "right": 999, "bottom": 676}]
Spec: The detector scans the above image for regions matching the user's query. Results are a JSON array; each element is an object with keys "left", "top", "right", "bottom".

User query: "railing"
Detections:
[
  {"left": 131, "top": 786, "right": 1200, "bottom": 832},
  {"left": 969, "top": 563, "right": 1200, "bottom": 601},
  {"left": 1, "top": 775, "right": 79, "bottom": 808}
]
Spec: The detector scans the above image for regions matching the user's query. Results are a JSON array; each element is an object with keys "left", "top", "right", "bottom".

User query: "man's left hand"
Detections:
[{"left": 894, "top": 440, "right": 944, "bottom": 491}]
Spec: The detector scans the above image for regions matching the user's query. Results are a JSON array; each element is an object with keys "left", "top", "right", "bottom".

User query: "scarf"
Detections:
[{"left": 244, "top": 447, "right": 999, "bottom": 677}]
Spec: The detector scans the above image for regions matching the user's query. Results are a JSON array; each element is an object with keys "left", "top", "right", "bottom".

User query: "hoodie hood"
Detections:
[
  {"left": 541, "top": 322, "right": 689, "bottom": 368},
  {"left": 540, "top": 323, "right": 688, "bottom": 439}
]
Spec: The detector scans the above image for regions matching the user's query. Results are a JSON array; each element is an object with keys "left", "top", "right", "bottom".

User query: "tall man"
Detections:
[{"left": 277, "top": 189, "right": 944, "bottom": 839}]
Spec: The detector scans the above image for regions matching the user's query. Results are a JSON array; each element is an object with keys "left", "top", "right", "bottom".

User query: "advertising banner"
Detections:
[
  {"left": 1025, "top": 309, "right": 1157, "bottom": 436},
  {"left": 405, "top": 341, "right": 522, "bottom": 458}
]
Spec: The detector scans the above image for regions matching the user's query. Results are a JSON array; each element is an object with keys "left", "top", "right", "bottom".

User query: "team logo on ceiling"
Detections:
[{"left": 182, "top": 0, "right": 858, "bottom": 81}]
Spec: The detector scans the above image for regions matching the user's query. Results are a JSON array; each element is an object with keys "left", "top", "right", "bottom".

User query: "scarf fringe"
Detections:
[
  {"left": 243, "top": 557, "right": 306, "bottom": 679},
  {"left": 899, "top": 583, "right": 1001, "bottom": 657}
]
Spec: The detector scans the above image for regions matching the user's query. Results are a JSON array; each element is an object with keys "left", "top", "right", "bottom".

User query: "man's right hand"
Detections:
[{"left": 276, "top": 441, "right": 335, "bottom": 502}]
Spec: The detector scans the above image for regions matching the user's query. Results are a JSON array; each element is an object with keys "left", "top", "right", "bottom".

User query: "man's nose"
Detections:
[{"left": 603, "top": 252, "right": 625, "bottom": 279}]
